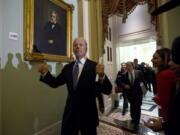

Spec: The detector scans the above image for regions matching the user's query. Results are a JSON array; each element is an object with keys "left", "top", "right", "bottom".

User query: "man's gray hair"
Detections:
[{"left": 73, "top": 37, "right": 87, "bottom": 46}]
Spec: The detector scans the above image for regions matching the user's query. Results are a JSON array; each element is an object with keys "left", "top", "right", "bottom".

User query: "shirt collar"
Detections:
[{"left": 76, "top": 57, "right": 87, "bottom": 64}]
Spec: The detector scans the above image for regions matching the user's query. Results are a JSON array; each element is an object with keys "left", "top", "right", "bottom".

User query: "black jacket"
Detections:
[{"left": 40, "top": 59, "right": 112, "bottom": 129}]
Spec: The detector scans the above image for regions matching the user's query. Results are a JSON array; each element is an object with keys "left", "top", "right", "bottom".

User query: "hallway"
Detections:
[{"left": 98, "top": 91, "right": 164, "bottom": 135}]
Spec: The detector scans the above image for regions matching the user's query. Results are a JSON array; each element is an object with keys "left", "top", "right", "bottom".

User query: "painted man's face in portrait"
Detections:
[{"left": 50, "top": 12, "right": 57, "bottom": 24}]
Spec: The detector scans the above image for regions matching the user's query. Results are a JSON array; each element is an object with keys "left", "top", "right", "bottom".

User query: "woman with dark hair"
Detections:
[
  {"left": 145, "top": 37, "right": 180, "bottom": 135},
  {"left": 149, "top": 48, "right": 178, "bottom": 129}
]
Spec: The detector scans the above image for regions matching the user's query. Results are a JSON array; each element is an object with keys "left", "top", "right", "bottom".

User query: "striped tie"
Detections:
[
  {"left": 130, "top": 72, "right": 134, "bottom": 85},
  {"left": 73, "top": 61, "right": 79, "bottom": 89}
]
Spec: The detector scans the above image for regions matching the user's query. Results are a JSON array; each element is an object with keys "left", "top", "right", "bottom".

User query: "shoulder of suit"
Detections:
[
  {"left": 63, "top": 61, "right": 74, "bottom": 68},
  {"left": 85, "top": 59, "right": 97, "bottom": 65},
  {"left": 135, "top": 69, "right": 142, "bottom": 73},
  {"left": 122, "top": 71, "right": 127, "bottom": 75}
]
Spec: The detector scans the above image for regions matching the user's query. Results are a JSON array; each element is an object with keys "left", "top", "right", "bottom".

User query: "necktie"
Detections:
[
  {"left": 130, "top": 72, "right": 134, "bottom": 85},
  {"left": 73, "top": 61, "right": 79, "bottom": 89}
]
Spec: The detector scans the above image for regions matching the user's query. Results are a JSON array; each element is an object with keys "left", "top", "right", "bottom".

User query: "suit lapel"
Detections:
[
  {"left": 134, "top": 70, "right": 137, "bottom": 83},
  {"left": 125, "top": 72, "right": 130, "bottom": 84},
  {"left": 70, "top": 61, "right": 75, "bottom": 87},
  {"left": 78, "top": 59, "right": 90, "bottom": 85}
]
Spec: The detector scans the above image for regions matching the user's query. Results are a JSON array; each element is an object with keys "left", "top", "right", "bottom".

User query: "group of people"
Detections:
[
  {"left": 116, "top": 61, "right": 145, "bottom": 131},
  {"left": 115, "top": 37, "right": 180, "bottom": 134},
  {"left": 115, "top": 59, "right": 156, "bottom": 116},
  {"left": 38, "top": 36, "right": 180, "bottom": 135},
  {"left": 133, "top": 59, "right": 156, "bottom": 95}
]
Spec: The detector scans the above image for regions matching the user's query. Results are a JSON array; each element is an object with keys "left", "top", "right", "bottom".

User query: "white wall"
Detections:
[
  {"left": 1, "top": 0, "right": 23, "bottom": 68},
  {"left": 118, "top": 4, "right": 151, "bottom": 35},
  {"left": 110, "top": 4, "right": 157, "bottom": 73},
  {"left": 114, "top": 4, "right": 156, "bottom": 43},
  {"left": 116, "top": 39, "right": 157, "bottom": 71},
  {"left": 116, "top": 41, "right": 156, "bottom": 72}
]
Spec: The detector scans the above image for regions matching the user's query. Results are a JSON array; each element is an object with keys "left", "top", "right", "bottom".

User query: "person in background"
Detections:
[
  {"left": 115, "top": 62, "right": 128, "bottom": 115},
  {"left": 145, "top": 38, "right": 180, "bottom": 135},
  {"left": 151, "top": 48, "right": 178, "bottom": 123},
  {"left": 38, "top": 37, "right": 112, "bottom": 135},
  {"left": 133, "top": 58, "right": 141, "bottom": 70},
  {"left": 166, "top": 36, "right": 180, "bottom": 135},
  {"left": 145, "top": 64, "right": 157, "bottom": 95},
  {"left": 119, "top": 62, "right": 144, "bottom": 131},
  {"left": 139, "top": 62, "right": 156, "bottom": 94}
]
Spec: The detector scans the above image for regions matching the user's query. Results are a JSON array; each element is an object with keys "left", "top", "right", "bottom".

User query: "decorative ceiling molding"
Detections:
[{"left": 102, "top": 0, "right": 158, "bottom": 45}]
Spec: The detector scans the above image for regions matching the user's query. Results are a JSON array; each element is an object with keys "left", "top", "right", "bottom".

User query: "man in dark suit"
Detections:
[
  {"left": 39, "top": 10, "right": 66, "bottom": 55},
  {"left": 38, "top": 37, "right": 112, "bottom": 135},
  {"left": 119, "top": 62, "right": 144, "bottom": 131},
  {"left": 115, "top": 62, "right": 128, "bottom": 115}
]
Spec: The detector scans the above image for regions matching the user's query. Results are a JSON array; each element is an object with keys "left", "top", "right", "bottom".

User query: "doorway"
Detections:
[{"left": 116, "top": 38, "right": 157, "bottom": 72}]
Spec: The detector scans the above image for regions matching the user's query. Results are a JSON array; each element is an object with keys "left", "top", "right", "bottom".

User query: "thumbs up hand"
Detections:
[{"left": 38, "top": 60, "right": 48, "bottom": 75}]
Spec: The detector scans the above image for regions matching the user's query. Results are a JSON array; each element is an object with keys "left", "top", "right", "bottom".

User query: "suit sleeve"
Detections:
[
  {"left": 40, "top": 67, "right": 66, "bottom": 88},
  {"left": 117, "top": 73, "right": 128, "bottom": 88},
  {"left": 96, "top": 75, "right": 112, "bottom": 95},
  {"left": 139, "top": 70, "right": 146, "bottom": 85}
]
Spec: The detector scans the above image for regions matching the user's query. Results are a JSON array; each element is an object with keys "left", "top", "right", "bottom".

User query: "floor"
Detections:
[
  {"left": 99, "top": 91, "right": 165, "bottom": 135},
  {"left": 55, "top": 91, "right": 162, "bottom": 135},
  {"left": 118, "top": 90, "right": 159, "bottom": 117}
]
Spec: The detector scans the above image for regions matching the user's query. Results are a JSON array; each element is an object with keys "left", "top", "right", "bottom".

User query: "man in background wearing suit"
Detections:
[
  {"left": 38, "top": 37, "right": 112, "bottom": 135},
  {"left": 119, "top": 62, "right": 144, "bottom": 131}
]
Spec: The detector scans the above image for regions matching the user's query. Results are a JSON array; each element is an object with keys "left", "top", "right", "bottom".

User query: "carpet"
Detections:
[
  {"left": 97, "top": 122, "right": 125, "bottom": 135},
  {"left": 100, "top": 108, "right": 165, "bottom": 135},
  {"left": 108, "top": 108, "right": 158, "bottom": 123}
]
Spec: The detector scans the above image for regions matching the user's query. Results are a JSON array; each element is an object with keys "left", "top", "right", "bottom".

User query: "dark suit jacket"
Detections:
[
  {"left": 120, "top": 70, "right": 144, "bottom": 103},
  {"left": 167, "top": 80, "right": 180, "bottom": 135},
  {"left": 40, "top": 59, "right": 112, "bottom": 128},
  {"left": 39, "top": 21, "right": 66, "bottom": 56}
]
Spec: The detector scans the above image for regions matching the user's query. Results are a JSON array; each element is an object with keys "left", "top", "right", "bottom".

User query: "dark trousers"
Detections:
[
  {"left": 122, "top": 93, "right": 128, "bottom": 113},
  {"left": 127, "top": 93, "right": 142, "bottom": 125},
  {"left": 61, "top": 121, "right": 97, "bottom": 135},
  {"left": 129, "top": 101, "right": 141, "bottom": 125}
]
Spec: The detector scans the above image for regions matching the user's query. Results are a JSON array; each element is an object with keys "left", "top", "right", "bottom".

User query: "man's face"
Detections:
[
  {"left": 51, "top": 12, "right": 57, "bottom": 23},
  {"left": 126, "top": 62, "right": 133, "bottom": 72},
  {"left": 73, "top": 38, "right": 87, "bottom": 60},
  {"left": 151, "top": 52, "right": 164, "bottom": 68},
  {"left": 121, "top": 63, "right": 126, "bottom": 71}
]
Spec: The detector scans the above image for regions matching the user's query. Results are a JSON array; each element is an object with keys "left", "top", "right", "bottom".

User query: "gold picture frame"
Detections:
[{"left": 24, "top": 0, "right": 74, "bottom": 62}]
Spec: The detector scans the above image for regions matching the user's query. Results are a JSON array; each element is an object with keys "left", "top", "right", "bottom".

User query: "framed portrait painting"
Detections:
[{"left": 24, "top": 0, "right": 74, "bottom": 62}]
